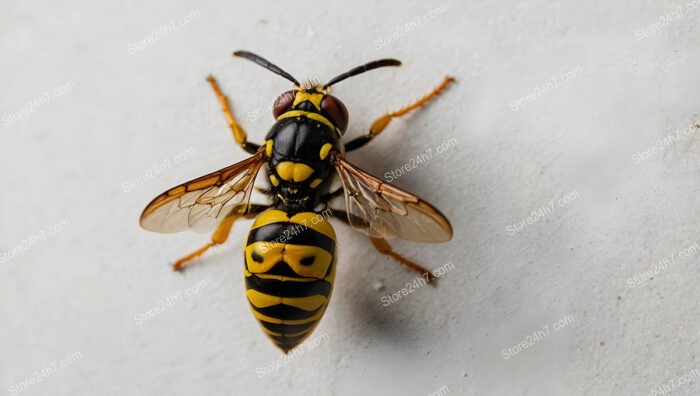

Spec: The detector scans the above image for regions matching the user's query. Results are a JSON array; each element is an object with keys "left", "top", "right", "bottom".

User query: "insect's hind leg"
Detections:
[
  {"left": 173, "top": 204, "right": 269, "bottom": 271},
  {"left": 369, "top": 237, "right": 436, "bottom": 283},
  {"left": 344, "top": 76, "right": 455, "bottom": 152},
  {"left": 206, "top": 75, "right": 260, "bottom": 154},
  {"left": 328, "top": 209, "right": 436, "bottom": 283}
]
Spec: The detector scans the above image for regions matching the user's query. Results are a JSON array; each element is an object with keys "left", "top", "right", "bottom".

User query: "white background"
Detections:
[{"left": 1, "top": 1, "right": 699, "bottom": 395}]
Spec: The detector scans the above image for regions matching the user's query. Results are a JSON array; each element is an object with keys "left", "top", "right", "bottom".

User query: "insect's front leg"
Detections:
[
  {"left": 206, "top": 75, "right": 260, "bottom": 154},
  {"left": 344, "top": 76, "right": 455, "bottom": 152}
]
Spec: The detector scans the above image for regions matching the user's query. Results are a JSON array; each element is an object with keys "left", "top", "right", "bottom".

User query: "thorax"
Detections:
[{"left": 264, "top": 117, "right": 343, "bottom": 213}]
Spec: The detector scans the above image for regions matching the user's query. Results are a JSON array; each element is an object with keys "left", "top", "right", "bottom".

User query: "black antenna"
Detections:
[
  {"left": 233, "top": 51, "right": 300, "bottom": 86},
  {"left": 324, "top": 59, "right": 401, "bottom": 88}
]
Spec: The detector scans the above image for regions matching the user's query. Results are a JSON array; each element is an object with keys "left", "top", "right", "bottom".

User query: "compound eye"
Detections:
[
  {"left": 321, "top": 95, "right": 349, "bottom": 133},
  {"left": 273, "top": 90, "right": 296, "bottom": 119}
]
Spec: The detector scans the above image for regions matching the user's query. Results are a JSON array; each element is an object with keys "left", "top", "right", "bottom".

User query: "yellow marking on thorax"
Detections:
[
  {"left": 319, "top": 143, "right": 332, "bottom": 160},
  {"left": 293, "top": 92, "right": 324, "bottom": 110},
  {"left": 276, "top": 110, "right": 340, "bottom": 135},
  {"left": 276, "top": 161, "right": 314, "bottom": 182},
  {"left": 309, "top": 178, "right": 323, "bottom": 188}
]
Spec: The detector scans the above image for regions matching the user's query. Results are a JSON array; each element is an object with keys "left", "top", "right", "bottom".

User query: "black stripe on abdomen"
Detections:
[
  {"left": 245, "top": 274, "right": 331, "bottom": 298},
  {"left": 249, "top": 303, "right": 323, "bottom": 321},
  {"left": 259, "top": 319, "right": 316, "bottom": 335},
  {"left": 247, "top": 222, "right": 335, "bottom": 254}
]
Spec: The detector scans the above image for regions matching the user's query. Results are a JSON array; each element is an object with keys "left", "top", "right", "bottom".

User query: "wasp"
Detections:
[{"left": 140, "top": 51, "right": 454, "bottom": 353}]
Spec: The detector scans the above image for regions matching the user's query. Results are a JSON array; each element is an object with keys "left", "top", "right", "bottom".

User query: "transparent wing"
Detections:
[
  {"left": 330, "top": 152, "right": 453, "bottom": 242},
  {"left": 140, "top": 149, "right": 266, "bottom": 234}
]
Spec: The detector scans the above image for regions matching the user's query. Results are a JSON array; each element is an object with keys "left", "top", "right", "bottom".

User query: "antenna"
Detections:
[
  {"left": 324, "top": 59, "right": 401, "bottom": 88},
  {"left": 233, "top": 50, "right": 300, "bottom": 86}
]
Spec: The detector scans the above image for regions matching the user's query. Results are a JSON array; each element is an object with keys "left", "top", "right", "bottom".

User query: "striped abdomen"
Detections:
[{"left": 244, "top": 210, "right": 336, "bottom": 353}]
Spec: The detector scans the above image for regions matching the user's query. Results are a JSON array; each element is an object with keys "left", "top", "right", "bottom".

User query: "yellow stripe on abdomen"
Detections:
[
  {"left": 244, "top": 209, "right": 337, "bottom": 353},
  {"left": 246, "top": 289, "right": 326, "bottom": 311}
]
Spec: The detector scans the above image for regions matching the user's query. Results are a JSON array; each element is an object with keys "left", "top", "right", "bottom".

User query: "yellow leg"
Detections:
[
  {"left": 173, "top": 242, "right": 217, "bottom": 272},
  {"left": 345, "top": 76, "right": 455, "bottom": 151},
  {"left": 369, "top": 237, "right": 436, "bottom": 283},
  {"left": 173, "top": 205, "right": 266, "bottom": 271},
  {"left": 206, "top": 75, "right": 260, "bottom": 154}
]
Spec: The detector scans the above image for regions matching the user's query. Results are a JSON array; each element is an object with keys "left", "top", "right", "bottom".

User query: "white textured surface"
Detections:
[{"left": 1, "top": 1, "right": 699, "bottom": 395}]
